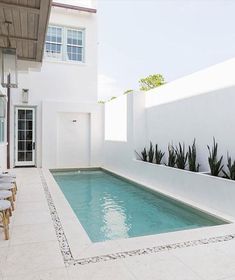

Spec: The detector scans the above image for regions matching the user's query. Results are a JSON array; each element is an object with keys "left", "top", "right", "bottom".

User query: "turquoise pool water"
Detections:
[{"left": 52, "top": 170, "right": 225, "bottom": 242}]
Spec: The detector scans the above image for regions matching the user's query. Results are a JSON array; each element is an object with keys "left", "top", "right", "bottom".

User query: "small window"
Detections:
[
  {"left": 45, "top": 26, "right": 62, "bottom": 59},
  {"left": 67, "top": 29, "right": 83, "bottom": 62}
]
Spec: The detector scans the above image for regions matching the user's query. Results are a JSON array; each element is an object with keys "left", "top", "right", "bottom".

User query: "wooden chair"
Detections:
[
  {"left": 0, "top": 177, "right": 17, "bottom": 194},
  {"left": 0, "top": 190, "right": 14, "bottom": 213},
  {"left": 0, "top": 200, "right": 11, "bottom": 240},
  {"left": 0, "top": 183, "right": 16, "bottom": 202}
]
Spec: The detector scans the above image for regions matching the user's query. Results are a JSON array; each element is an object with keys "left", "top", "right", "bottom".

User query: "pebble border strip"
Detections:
[
  {"left": 39, "top": 169, "right": 235, "bottom": 267},
  {"left": 39, "top": 170, "right": 74, "bottom": 265}
]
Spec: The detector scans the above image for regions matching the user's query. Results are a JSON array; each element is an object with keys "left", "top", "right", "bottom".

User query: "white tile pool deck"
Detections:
[{"left": 1, "top": 168, "right": 235, "bottom": 279}]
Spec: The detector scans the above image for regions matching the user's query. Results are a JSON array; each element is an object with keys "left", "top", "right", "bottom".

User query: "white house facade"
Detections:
[{"left": 0, "top": 0, "right": 103, "bottom": 169}]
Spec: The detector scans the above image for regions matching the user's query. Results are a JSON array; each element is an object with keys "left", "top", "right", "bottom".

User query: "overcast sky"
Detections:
[{"left": 97, "top": 0, "right": 235, "bottom": 100}]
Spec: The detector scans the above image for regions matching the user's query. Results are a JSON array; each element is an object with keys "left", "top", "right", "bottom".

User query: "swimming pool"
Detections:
[{"left": 52, "top": 169, "right": 226, "bottom": 242}]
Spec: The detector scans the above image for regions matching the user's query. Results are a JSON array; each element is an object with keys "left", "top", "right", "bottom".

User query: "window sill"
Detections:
[{"left": 43, "top": 58, "right": 87, "bottom": 66}]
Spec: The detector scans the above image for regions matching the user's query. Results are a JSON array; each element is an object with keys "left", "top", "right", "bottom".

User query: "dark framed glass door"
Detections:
[{"left": 15, "top": 107, "right": 35, "bottom": 166}]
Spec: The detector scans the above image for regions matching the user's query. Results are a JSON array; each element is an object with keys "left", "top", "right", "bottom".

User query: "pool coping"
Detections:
[{"left": 40, "top": 167, "right": 235, "bottom": 266}]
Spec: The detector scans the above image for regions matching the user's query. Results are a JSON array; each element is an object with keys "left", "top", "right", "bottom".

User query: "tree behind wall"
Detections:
[{"left": 139, "top": 74, "right": 165, "bottom": 91}]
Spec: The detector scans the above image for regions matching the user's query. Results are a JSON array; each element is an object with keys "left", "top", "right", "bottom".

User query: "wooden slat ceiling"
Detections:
[{"left": 0, "top": 0, "right": 52, "bottom": 62}]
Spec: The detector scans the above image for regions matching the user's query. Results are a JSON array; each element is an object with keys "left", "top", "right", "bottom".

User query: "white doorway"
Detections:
[
  {"left": 15, "top": 107, "right": 36, "bottom": 167},
  {"left": 57, "top": 112, "right": 90, "bottom": 167}
]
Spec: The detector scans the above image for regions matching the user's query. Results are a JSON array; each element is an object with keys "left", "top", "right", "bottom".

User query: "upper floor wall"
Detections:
[{"left": 16, "top": 2, "right": 98, "bottom": 104}]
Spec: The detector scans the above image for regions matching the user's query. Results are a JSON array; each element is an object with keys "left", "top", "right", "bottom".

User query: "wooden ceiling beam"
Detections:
[
  {"left": 36, "top": 0, "right": 52, "bottom": 62},
  {"left": 0, "top": 34, "right": 38, "bottom": 43}
]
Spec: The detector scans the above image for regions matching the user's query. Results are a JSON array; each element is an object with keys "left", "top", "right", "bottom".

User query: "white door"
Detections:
[{"left": 15, "top": 107, "right": 36, "bottom": 166}]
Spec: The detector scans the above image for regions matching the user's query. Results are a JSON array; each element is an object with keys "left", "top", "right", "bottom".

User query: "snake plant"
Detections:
[
  {"left": 188, "top": 139, "right": 200, "bottom": 172},
  {"left": 135, "top": 148, "right": 147, "bottom": 162},
  {"left": 175, "top": 142, "right": 188, "bottom": 169},
  {"left": 148, "top": 142, "right": 154, "bottom": 163},
  {"left": 207, "top": 138, "right": 223, "bottom": 176},
  {"left": 222, "top": 153, "right": 235, "bottom": 180},
  {"left": 155, "top": 144, "right": 164, "bottom": 164},
  {"left": 167, "top": 144, "right": 176, "bottom": 167}
]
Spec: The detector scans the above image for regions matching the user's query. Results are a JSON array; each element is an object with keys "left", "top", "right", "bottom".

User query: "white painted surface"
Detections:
[
  {"left": 105, "top": 95, "right": 127, "bottom": 141},
  {"left": 102, "top": 64, "right": 235, "bottom": 218},
  {"left": 57, "top": 112, "right": 90, "bottom": 168},
  {"left": 104, "top": 58, "right": 235, "bottom": 173},
  {"left": 107, "top": 160, "right": 235, "bottom": 219},
  {"left": 42, "top": 101, "right": 103, "bottom": 168},
  {"left": 145, "top": 58, "right": 235, "bottom": 171},
  {"left": 3, "top": 4, "right": 99, "bottom": 168},
  {"left": 146, "top": 85, "right": 235, "bottom": 171}
]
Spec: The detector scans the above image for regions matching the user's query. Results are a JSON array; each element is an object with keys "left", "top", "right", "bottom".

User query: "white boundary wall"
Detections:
[{"left": 103, "top": 58, "right": 235, "bottom": 218}]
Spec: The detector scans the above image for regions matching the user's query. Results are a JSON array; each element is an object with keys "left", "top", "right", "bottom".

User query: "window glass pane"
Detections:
[
  {"left": 26, "top": 110, "right": 33, "bottom": 120},
  {"left": 26, "top": 152, "right": 32, "bottom": 161},
  {"left": 18, "top": 131, "right": 25, "bottom": 140},
  {"left": 45, "top": 26, "right": 62, "bottom": 58},
  {"left": 18, "top": 152, "right": 25, "bottom": 162},
  {"left": 18, "top": 120, "right": 25, "bottom": 130},
  {"left": 46, "top": 43, "right": 61, "bottom": 54},
  {"left": 67, "top": 30, "right": 83, "bottom": 46},
  {"left": 18, "top": 110, "right": 25, "bottom": 120},
  {"left": 26, "top": 121, "right": 32, "bottom": 130},
  {"left": 18, "top": 141, "right": 25, "bottom": 151},
  {"left": 67, "top": 46, "right": 83, "bottom": 61},
  {"left": 26, "top": 141, "right": 32, "bottom": 151},
  {"left": 26, "top": 131, "right": 32, "bottom": 141}
]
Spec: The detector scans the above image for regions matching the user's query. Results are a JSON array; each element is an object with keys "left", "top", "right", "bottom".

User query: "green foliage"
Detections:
[
  {"left": 123, "top": 89, "right": 134, "bottom": 95},
  {"left": 175, "top": 142, "right": 188, "bottom": 170},
  {"left": 222, "top": 153, "right": 235, "bottom": 180},
  {"left": 98, "top": 100, "right": 105, "bottom": 104},
  {"left": 207, "top": 138, "right": 223, "bottom": 176},
  {"left": 148, "top": 142, "right": 154, "bottom": 163},
  {"left": 135, "top": 148, "right": 147, "bottom": 162},
  {"left": 110, "top": 96, "right": 117, "bottom": 101},
  {"left": 139, "top": 74, "right": 165, "bottom": 91},
  {"left": 167, "top": 144, "right": 176, "bottom": 167},
  {"left": 155, "top": 144, "right": 164, "bottom": 164},
  {"left": 188, "top": 139, "right": 200, "bottom": 172}
]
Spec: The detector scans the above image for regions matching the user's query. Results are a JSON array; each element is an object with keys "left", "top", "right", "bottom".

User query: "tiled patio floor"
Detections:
[{"left": 1, "top": 168, "right": 235, "bottom": 280}]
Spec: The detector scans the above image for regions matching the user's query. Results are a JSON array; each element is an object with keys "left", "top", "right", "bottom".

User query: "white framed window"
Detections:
[
  {"left": 45, "top": 26, "right": 63, "bottom": 60},
  {"left": 45, "top": 25, "right": 85, "bottom": 63},
  {"left": 67, "top": 29, "right": 84, "bottom": 62}
]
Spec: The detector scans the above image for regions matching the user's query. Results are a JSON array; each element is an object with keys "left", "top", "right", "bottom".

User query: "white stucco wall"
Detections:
[
  {"left": 145, "top": 58, "right": 235, "bottom": 171},
  {"left": 102, "top": 58, "right": 235, "bottom": 217},
  {"left": 104, "top": 58, "right": 235, "bottom": 172},
  {"left": 6, "top": 5, "right": 100, "bottom": 168},
  {"left": 42, "top": 101, "right": 103, "bottom": 168},
  {"left": 146, "top": 85, "right": 235, "bottom": 171}
]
